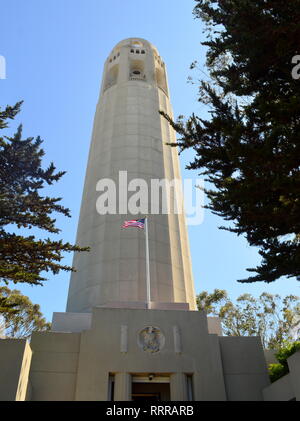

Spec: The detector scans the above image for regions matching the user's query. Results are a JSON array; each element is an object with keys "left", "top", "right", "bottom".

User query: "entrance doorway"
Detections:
[{"left": 131, "top": 375, "right": 170, "bottom": 401}]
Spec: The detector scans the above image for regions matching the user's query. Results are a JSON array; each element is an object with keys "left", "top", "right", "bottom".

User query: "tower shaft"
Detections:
[{"left": 66, "top": 38, "right": 196, "bottom": 312}]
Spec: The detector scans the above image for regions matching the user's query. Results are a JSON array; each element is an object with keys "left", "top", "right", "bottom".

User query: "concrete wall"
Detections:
[
  {"left": 29, "top": 332, "right": 80, "bottom": 401},
  {"left": 1, "top": 309, "right": 272, "bottom": 401},
  {"left": 288, "top": 350, "right": 300, "bottom": 401},
  {"left": 263, "top": 374, "right": 294, "bottom": 401},
  {"left": 0, "top": 339, "right": 32, "bottom": 401},
  {"left": 263, "top": 350, "right": 300, "bottom": 401},
  {"left": 74, "top": 308, "right": 226, "bottom": 401},
  {"left": 52, "top": 312, "right": 91, "bottom": 333},
  {"left": 219, "top": 337, "right": 270, "bottom": 401},
  {"left": 207, "top": 317, "right": 222, "bottom": 336}
]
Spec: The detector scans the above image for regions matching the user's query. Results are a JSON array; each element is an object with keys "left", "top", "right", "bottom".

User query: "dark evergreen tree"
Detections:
[
  {"left": 161, "top": 0, "right": 300, "bottom": 283},
  {"left": 0, "top": 102, "right": 89, "bottom": 295}
]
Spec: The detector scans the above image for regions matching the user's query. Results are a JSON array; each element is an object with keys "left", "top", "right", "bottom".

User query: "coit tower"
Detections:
[{"left": 66, "top": 38, "right": 197, "bottom": 313}]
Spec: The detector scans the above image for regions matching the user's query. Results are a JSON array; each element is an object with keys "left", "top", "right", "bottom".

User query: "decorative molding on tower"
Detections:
[{"left": 120, "top": 325, "right": 128, "bottom": 353}]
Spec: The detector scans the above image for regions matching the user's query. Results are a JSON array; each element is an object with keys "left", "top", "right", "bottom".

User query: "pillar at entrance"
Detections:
[
  {"left": 114, "top": 373, "right": 132, "bottom": 401},
  {"left": 170, "top": 373, "right": 189, "bottom": 401}
]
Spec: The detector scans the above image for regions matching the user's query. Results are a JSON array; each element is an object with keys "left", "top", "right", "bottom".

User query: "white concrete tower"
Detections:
[{"left": 66, "top": 38, "right": 197, "bottom": 313}]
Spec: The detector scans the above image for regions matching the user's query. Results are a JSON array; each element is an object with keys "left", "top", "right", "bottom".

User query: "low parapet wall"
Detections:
[
  {"left": 263, "top": 350, "right": 300, "bottom": 400},
  {"left": 0, "top": 339, "right": 32, "bottom": 401}
]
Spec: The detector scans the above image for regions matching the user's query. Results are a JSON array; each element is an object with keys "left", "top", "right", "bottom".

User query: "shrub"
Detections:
[
  {"left": 268, "top": 341, "right": 300, "bottom": 383},
  {"left": 268, "top": 363, "right": 288, "bottom": 383}
]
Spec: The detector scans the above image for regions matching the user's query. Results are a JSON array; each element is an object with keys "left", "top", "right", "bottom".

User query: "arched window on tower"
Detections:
[
  {"left": 129, "top": 60, "right": 146, "bottom": 82},
  {"left": 104, "top": 64, "right": 119, "bottom": 91}
]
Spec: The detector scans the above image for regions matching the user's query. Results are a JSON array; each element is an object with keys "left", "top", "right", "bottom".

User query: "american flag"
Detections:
[{"left": 121, "top": 218, "right": 145, "bottom": 229}]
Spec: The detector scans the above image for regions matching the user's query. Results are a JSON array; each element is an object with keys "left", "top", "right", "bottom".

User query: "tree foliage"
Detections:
[
  {"left": 0, "top": 102, "right": 89, "bottom": 295},
  {"left": 268, "top": 341, "right": 300, "bottom": 382},
  {"left": 161, "top": 0, "right": 300, "bottom": 283},
  {"left": 0, "top": 286, "right": 51, "bottom": 339},
  {"left": 197, "top": 289, "right": 300, "bottom": 349}
]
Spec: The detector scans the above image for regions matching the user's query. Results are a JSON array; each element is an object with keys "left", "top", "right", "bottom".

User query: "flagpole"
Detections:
[{"left": 145, "top": 217, "right": 151, "bottom": 309}]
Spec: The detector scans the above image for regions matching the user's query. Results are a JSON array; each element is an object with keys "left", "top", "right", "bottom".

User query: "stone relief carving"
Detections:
[{"left": 138, "top": 326, "right": 165, "bottom": 353}]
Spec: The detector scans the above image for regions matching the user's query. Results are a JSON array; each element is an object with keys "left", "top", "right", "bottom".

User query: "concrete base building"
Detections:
[
  {"left": 0, "top": 308, "right": 271, "bottom": 401},
  {"left": 1, "top": 38, "right": 297, "bottom": 401}
]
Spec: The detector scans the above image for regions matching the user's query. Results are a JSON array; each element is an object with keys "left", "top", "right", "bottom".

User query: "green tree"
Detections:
[
  {"left": 0, "top": 102, "right": 89, "bottom": 301},
  {"left": 197, "top": 289, "right": 300, "bottom": 349},
  {"left": 0, "top": 286, "right": 51, "bottom": 339},
  {"left": 161, "top": 0, "right": 300, "bottom": 283}
]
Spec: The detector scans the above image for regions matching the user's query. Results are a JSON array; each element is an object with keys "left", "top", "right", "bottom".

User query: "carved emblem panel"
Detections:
[{"left": 138, "top": 326, "right": 165, "bottom": 353}]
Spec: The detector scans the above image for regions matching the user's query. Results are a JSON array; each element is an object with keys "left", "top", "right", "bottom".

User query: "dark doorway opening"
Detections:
[{"left": 131, "top": 382, "right": 170, "bottom": 401}]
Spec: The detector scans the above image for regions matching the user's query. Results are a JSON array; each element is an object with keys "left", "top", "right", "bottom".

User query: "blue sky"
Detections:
[{"left": 1, "top": 0, "right": 299, "bottom": 321}]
